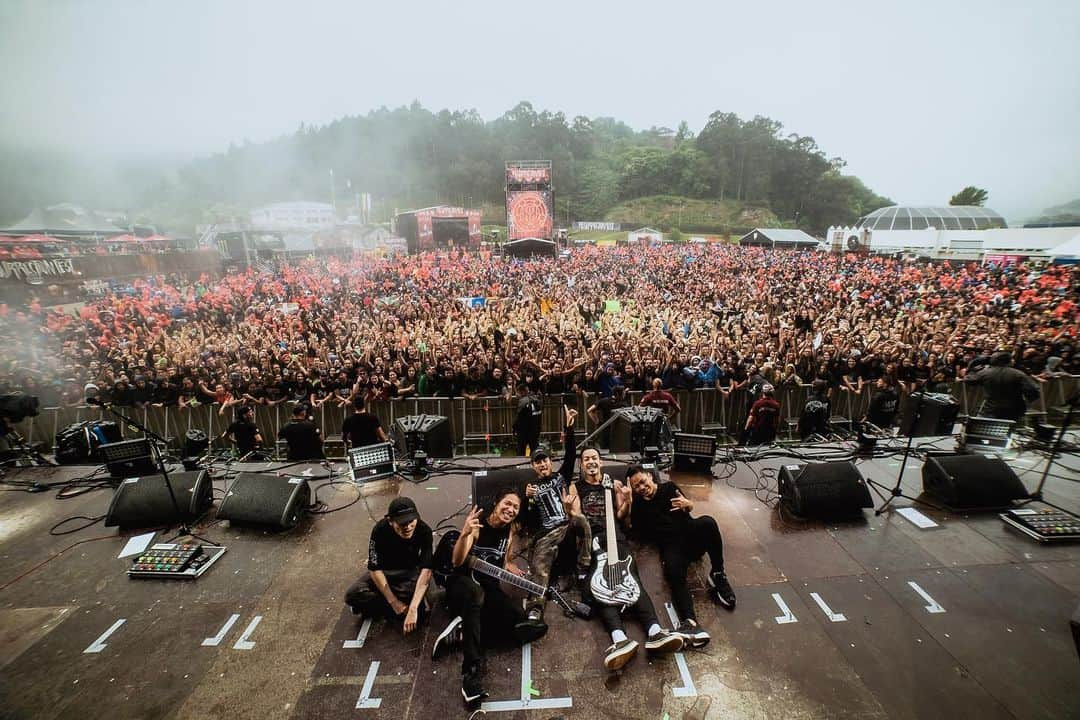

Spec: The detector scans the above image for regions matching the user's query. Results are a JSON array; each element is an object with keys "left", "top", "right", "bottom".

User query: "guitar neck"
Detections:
[
  {"left": 604, "top": 483, "right": 620, "bottom": 566},
  {"left": 466, "top": 556, "right": 545, "bottom": 597}
]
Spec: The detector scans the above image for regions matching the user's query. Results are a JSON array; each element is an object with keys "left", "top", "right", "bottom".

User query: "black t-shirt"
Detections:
[
  {"left": 574, "top": 476, "right": 625, "bottom": 547},
  {"left": 515, "top": 394, "right": 542, "bottom": 433},
  {"left": 630, "top": 482, "right": 689, "bottom": 543},
  {"left": 278, "top": 419, "right": 324, "bottom": 460},
  {"left": 595, "top": 396, "right": 628, "bottom": 421},
  {"left": 341, "top": 411, "right": 383, "bottom": 448},
  {"left": 866, "top": 388, "right": 900, "bottom": 427},
  {"left": 226, "top": 419, "right": 260, "bottom": 454},
  {"left": 465, "top": 521, "right": 512, "bottom": 589},
  {"left": 367, "top": 518, "right": 433, "bottom": 572}
]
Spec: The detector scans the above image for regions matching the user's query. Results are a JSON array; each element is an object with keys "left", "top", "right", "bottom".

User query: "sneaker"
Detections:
[
  {"left": 432, "top": 615, "right": 463, "bottom": 661},
  {"left": 461, "top": 665, "right": 488, "bottom": 706},
  {"left": 603, "top": 638, "right": 639, "bottom": 671},
  {"left": 709, "top": 571, "right": 737, "bottom": 610},
  {"left": 348, "top": 605, "right": 363, "bottom": 617},
  {"left": 676, "top": 619, "right": 711, "bottom": 649},
  {"left": 526, "top": 608, "right": 543, "bottom": 622},
  {"left": 644, "top": 628, "right": 684, "bottom": 653}
]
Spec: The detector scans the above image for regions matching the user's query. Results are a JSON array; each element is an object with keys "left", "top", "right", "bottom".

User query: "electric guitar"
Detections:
[
  {"left": 436, "top": 530, "right": 591, "bottom": 619},
  {"left": 589, "top": 475, "right": 641, "bottom": 608}
]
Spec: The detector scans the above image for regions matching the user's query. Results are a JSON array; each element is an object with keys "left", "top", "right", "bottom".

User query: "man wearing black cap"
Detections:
[
  {"left": 523, "top": 406, "right": 591, "bottom": 621},
  {"left": 278, "top": 404, "right": 324, "bottom": 460},
  {"left": 964, "top": 350, "right": 1041, "bottom": 423},
  {"left": 344, "top": 496, "right": 433, "bottom": 634}
]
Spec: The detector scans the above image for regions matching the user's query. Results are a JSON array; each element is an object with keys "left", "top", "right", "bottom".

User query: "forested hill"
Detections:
[{"left": 3, "top": 102, "right": 894, "bottom": 234}]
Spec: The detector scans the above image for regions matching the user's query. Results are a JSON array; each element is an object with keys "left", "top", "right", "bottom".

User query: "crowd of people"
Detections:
[{"left": 0, "top": 245, "right": 1076, "bottom": 418}]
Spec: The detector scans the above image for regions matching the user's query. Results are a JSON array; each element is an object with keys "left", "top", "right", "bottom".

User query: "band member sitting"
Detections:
[
  {"left": 565, "top": 447, "right": 683, "bottom": 671},
  {"left": 223, "top": 404, "right": 262, "bottom": 457},
  {"left": 344, "top": 497, "right": 433, "bottom": 634},
  {"left": 625, "top": 465, "right": 736, "bottom": 649},
  {"left": 524, "top": 406, "right": 592, "bottom": 621},
  {"left": 278, "top": 404, "right": 324, "bottom": 460},
  {"left": 432, "top": 490, "right": 548, "bottom": 707}
]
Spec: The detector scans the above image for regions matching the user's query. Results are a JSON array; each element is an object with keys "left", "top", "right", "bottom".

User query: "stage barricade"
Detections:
[{"left": 11, "top": 375, "right": 1076, "bottom": 457}]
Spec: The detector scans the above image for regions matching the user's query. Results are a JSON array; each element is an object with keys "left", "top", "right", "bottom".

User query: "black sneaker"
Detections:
[
  {"left": 513, "top": 616, "right": 548, "bottom": 645},
  {"left": 526, "top": 607, "right": 543, "bottom": 622},
  {"left": 432, "top": 615, "right": 463, "bottom": 661},
  {"left": 709, "top": 571, "right": 737, "bottom": 610},
  {"left": 348, "top": 605, "right": 363, "bottom": 617},
  {"left": 645, "top": 628, "right": 684, "bottom": 653},
  {"left": 461, "top": 665, "right": 488, "bottom": 707},
  {"left": 676, "top": 619, "right": 711, "bottom": 649},
  {"left": 603, "top": 638, "right": 639, "bottom": 671}
]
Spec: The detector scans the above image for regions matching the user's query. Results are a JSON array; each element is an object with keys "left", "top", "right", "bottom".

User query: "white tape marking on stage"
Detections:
[
  {"left": 772, "top": 593, "right": 798, "bottom": 624},
  {"left": 355, "top": 661, "right": 382, "bottom": 709},
  {"left": 232, "top": 615, "right": 263, "bottom": 650},
  {"left": 664, "top": 603, "right": 698, "bottom": 697},
  {"left": 83, "top": 618, "right": 126, "bottom": 654},
  {"left": 202, "top": 613, "right": 240, "bottom": 647},
  {"left": 344, "top": 618, "right": 373, "bottom": 649},
  {"left": 908, "top": 581, "right": 946, "bottom": 614},
  {"left": 481, "top": 642, "right": 573, "bottom": 712},
  {"left": 810, "top": 592, "right": 847, "bottom": 622}
]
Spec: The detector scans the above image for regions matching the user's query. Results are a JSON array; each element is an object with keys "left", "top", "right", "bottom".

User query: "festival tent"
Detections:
[
  {"left": 503, "top": 237, "right": 556, "bottom": 258},
  {"left": 1047, "top": 233, "right": 1080, "bottom": 264},
  {"left": 0, "top": 206, "right": 126, "bottom": 238},
  {"left": 738, "top": 228, "right": 820, "bottom": 248}
]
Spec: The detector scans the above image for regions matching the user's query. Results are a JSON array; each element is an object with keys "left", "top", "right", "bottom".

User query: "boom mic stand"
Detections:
[
  {"left": 865, "top": 392, "right": 943, "bottom": 516},
  {"left": 93, "top": 401, "right": 216, "bottom": 545}
]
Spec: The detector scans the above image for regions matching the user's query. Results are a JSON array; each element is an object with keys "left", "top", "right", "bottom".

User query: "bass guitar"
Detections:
[{"left": 589, "top": 475, "right": 641, "bottom": 608}]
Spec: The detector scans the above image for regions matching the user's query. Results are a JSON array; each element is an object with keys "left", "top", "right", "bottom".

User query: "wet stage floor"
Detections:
[{"left": 0, "top": 439, "right": 1077, "bottom": 720}]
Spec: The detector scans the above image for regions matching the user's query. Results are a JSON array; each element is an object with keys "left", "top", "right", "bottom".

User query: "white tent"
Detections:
[
  {"left": 1047, "top": 232, "right": 1080, "bottom": 262},
  {"left": 627, "top": 227, "right": 663, "bottom": 244}
]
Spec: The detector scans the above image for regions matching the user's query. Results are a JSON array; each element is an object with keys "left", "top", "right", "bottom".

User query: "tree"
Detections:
[{"left": 949, "top": 186, "right": 988, "bottom": 206}]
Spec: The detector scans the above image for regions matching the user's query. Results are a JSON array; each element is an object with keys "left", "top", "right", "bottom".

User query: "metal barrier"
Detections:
[{"left": 13, "top": 376, "right": 1077, "bottom": 456}]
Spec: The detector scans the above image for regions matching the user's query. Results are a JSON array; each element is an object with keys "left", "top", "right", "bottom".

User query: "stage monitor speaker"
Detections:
[
  {"left": 104, "top": 470, "right": 213, "bottom": 529},
  {"left": 778, "top": 462, "right": 873, "bottom": 519},
  {"left": 217, "top": 473, "right": 311, "bottom": 529},
  {"left": 471, "top": 467, "right": 535, "bottom": 515},
  {"left": 393, "top": 414, "right": 453, "bottom": 459},
  {"left": 608, "top": 406, "right": 670, "bottom": 454},
  {"left": 900, "top": 392, "right": 959, "bottom": 437},
  {"left": 921, "top": 454, "right": 1028, "bottom": 509}
]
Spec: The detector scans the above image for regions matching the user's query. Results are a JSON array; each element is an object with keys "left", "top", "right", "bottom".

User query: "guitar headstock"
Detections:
[
  {"left": 601, "top": 474, "right": 614, "bottom": 490},
  {"left": 546, "top": 585, "right": 592, "bottom": 620}
]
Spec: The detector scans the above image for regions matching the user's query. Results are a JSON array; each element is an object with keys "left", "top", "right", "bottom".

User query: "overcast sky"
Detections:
[{"left": 2, "top": 0, "right": 1078, "bottom": 221}]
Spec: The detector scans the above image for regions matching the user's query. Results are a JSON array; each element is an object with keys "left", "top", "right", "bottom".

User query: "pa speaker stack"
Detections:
[
  {"left": 778, "top": 462, "right": 873, "bottom": 519},
  {"left": 609, "top": 406, "right": 670, "bottom": 454},
  {"left": 104, "top": 470, "right": 213, "bottom": 529},
  {"left": 217, "top": 473, "right": 311, "bottom": 529},
  {"left": 921, "top": 454, "right": 1028, "bottom": 510},
  {"left": 393, "top": 415, "right": 454, "bottom": 460}
]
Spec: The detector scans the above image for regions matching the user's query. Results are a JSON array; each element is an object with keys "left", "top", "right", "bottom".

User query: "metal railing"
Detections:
[{"left": 12, "top": 375, "right": 1077, "bottom": 457}]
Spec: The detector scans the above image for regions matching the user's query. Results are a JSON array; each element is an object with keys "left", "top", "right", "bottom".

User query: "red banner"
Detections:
[
  {"left": 507, "top": 191, "right": 553, "bottom": 240},
  {"left": 506, "top": 166, "right": 551, "bottom": 184}
]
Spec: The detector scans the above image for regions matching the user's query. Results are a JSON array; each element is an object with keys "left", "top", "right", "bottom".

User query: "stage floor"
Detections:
[{"left": 0, "top": 439, "right": 1078, "bottom": 720}]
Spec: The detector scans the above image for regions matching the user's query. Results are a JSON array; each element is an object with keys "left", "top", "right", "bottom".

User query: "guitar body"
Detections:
[
  {"left": 589, "top": 548, "right": 641, "bottom": 607},
  {"left": 588, "top": 475, "right": 641, "bottom": 608}
]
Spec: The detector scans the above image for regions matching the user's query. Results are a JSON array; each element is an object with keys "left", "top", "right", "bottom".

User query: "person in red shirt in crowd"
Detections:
[
  {"left": 640, "top": 378, "right": 681, "bottom": 420},
  {"left": 743, "top": 384, "right": 780, "bottom": 446}
]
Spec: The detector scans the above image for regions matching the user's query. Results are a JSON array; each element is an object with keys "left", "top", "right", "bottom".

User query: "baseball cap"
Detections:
[
  {"left": 387, "top": 496, "right": 419, "bottom": 525},
  {"left": 530, "top": 444, "right": 551, "bottom": 462}
]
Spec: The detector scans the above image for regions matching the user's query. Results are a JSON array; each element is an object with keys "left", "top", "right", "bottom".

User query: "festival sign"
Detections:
[{"left": 0, "top": 258, "right": 76, "bottom": 283}]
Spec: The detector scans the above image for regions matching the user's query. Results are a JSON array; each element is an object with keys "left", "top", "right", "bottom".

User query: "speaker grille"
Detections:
[
  {"left": 779, "top": 462, "right": 872, "bottom": 518},
  {"left": 922, "top": 454, "right": 1028, "bottom": 509},
  {"left": 104, "top": 470, "right": 212, "bottom": 529},
  {"left": 218, "top": 473, "right": 311, "bottom": 529}
]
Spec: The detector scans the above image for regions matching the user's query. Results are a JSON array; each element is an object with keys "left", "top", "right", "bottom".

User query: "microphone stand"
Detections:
[
  {"left": 94, "top": 402, "right": 216, "bottom": 545},
  {"left": 1025, "top": 394, "right": 1077, "bottom": 513},
  {"left": 865, "top": 391, "right": 944, "bottom": 516}
]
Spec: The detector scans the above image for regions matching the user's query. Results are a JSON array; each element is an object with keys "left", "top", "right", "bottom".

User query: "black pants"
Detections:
[
  {"left": 658, "top": 515, "right": 725, "bottom": 622},
  {"left": 344, "top": 569, "right": 426, "bottom": 626},
  {"left": 516, "top": 426, "right": 541, "bottom": 456},
  {"left": 581, "top": 543, "right": 660, "bottom": 635},
  {"left": 445, "top": 574, "right": 528, "bottom": 676}
]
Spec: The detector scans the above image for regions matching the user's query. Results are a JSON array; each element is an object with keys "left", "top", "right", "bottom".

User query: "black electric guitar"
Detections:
[
  {"left": 589, "top": 475, "right": 641, "bottom": 608},
  {"left": 434, "top": 529, "right": 591, "bottom": 619}
]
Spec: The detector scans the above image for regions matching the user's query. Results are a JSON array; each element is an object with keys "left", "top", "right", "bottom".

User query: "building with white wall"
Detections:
[{"left": 250, "top": 202, "right": 335, "bottom": 230}]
